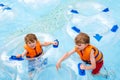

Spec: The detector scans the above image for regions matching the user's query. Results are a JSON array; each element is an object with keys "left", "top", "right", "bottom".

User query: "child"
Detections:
[
  {"left": 56, "top": 32, "right": 103, "bottom": 75},
  {"left": 16, "top": 33, "right": 58, "bottom": 78}
]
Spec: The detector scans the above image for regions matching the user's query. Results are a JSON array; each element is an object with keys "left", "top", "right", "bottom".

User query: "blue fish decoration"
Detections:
[
  {"left": 71, "top": 9, "right": 79, "bottom": 14},
  {"left": 93, "top": 34, "right": 103, "bottom": 41},
  {"left": 111, "top": 25, "right": 119, "bottom": 32},
  {"left": 102, "top": 8, "right": 109, "bottom": 12},
  {"left": 72, "top": 26, "right": 80, "bottom": 33}
]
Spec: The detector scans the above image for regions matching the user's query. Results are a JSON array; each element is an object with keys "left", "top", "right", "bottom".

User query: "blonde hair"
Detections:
[
  {"left": 24, "top": 33, "right": 38, "bottom": 44},
  {"left": 75, "top": 32, "right": 90, "bottom": 45}
]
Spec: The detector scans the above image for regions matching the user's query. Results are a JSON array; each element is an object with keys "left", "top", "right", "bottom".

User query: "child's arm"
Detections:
[
  {"left": 41, "top": 41, "right": 57, "bottom": 46},
  {"left": 80, "top": 49, "right": 96, "bottom": 70},
  {"left": 16, "top": 49, "right": 27, "bottom": 58},
  {"left": 56, "top": 49, "right": 75, "bottom": 70}
]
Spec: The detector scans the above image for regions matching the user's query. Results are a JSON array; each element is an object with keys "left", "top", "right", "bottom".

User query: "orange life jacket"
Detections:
[
  {"left": 24, "top": 41, "right": 43, "bottom": 58},
  {"left": 75, "top": 44, "right": 103, "bottom": 64}
]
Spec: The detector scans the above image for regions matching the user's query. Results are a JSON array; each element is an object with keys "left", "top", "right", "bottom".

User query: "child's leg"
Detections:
[
  {"left": 92, "top": 61, "right": 103, "bottom": 75},
  {"left": 91, "top": 61, "right": 108, "bottom": 78},
  {"left": 28, "top": 60, "right": 36, "bottom": 79},
  {"left": 29, "top": 72, "right": 33, "bottom": 79}
]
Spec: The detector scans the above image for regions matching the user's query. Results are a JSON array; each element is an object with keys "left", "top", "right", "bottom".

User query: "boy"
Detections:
[
  {"left": 56, "top": 32, "right": 103, "bottom": 75},
  {"left": 16, "top": 33, "right": 58, "bottom": 78}
]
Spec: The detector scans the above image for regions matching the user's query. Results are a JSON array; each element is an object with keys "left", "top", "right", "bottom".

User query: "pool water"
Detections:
[{"left": 0, "top": 0, "right": 120, "bottom": 80}]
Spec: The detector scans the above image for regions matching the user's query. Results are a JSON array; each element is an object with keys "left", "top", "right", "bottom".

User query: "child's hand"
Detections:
[
  {"left": 80, "top": 64, "right": 86, "bottom": 70},
  {"left": 16, "top": 54, "right": 21, "bottom": 58},
  {"left": 53, "top": 41, "right": 58, "bottom": 46},
  {"left": 43, "top": 42, "right": 57, "bottom": 46},
  {"left": 56, "top": 61, "right": 61, "bottom": 70}
]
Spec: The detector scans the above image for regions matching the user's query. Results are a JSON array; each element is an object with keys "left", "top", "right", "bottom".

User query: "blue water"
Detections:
[{"left": 0, "top": 0, "right": 120, "bottom": 80}]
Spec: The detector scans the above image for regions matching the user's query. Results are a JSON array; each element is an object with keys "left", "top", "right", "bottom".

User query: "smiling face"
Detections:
[
  {"left": 24, "top": 33, "right": 38, "bottom": 49},
  {"left": 27, "top": 40, "right": 37, "bottom": 49}
]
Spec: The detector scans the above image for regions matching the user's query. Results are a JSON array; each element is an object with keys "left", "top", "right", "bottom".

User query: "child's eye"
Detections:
[
  {"left": 76, "top": 44, "right": 81, "bottom": 47},
  {"left": 78, "top": 44, "right": 81, "bottom": 46},
  {"left": 28, "top": 42, "right": 32, "bottom": 44}
]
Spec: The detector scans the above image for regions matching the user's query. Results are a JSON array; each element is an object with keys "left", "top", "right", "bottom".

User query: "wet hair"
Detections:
[
  {"left": 75, "top": 32, "right": 90, "bottom": 45},
  {"left": 24, "top": 33, "right": 38, "bottom": 44}
]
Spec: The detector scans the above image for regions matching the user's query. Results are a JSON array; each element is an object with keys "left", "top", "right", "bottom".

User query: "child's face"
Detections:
[
  {"left": 76, "top": 44, "right": 88, "bottom": 50},
  {"left": 27, "top": 40, "right": 37, "bottom": 49}
]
